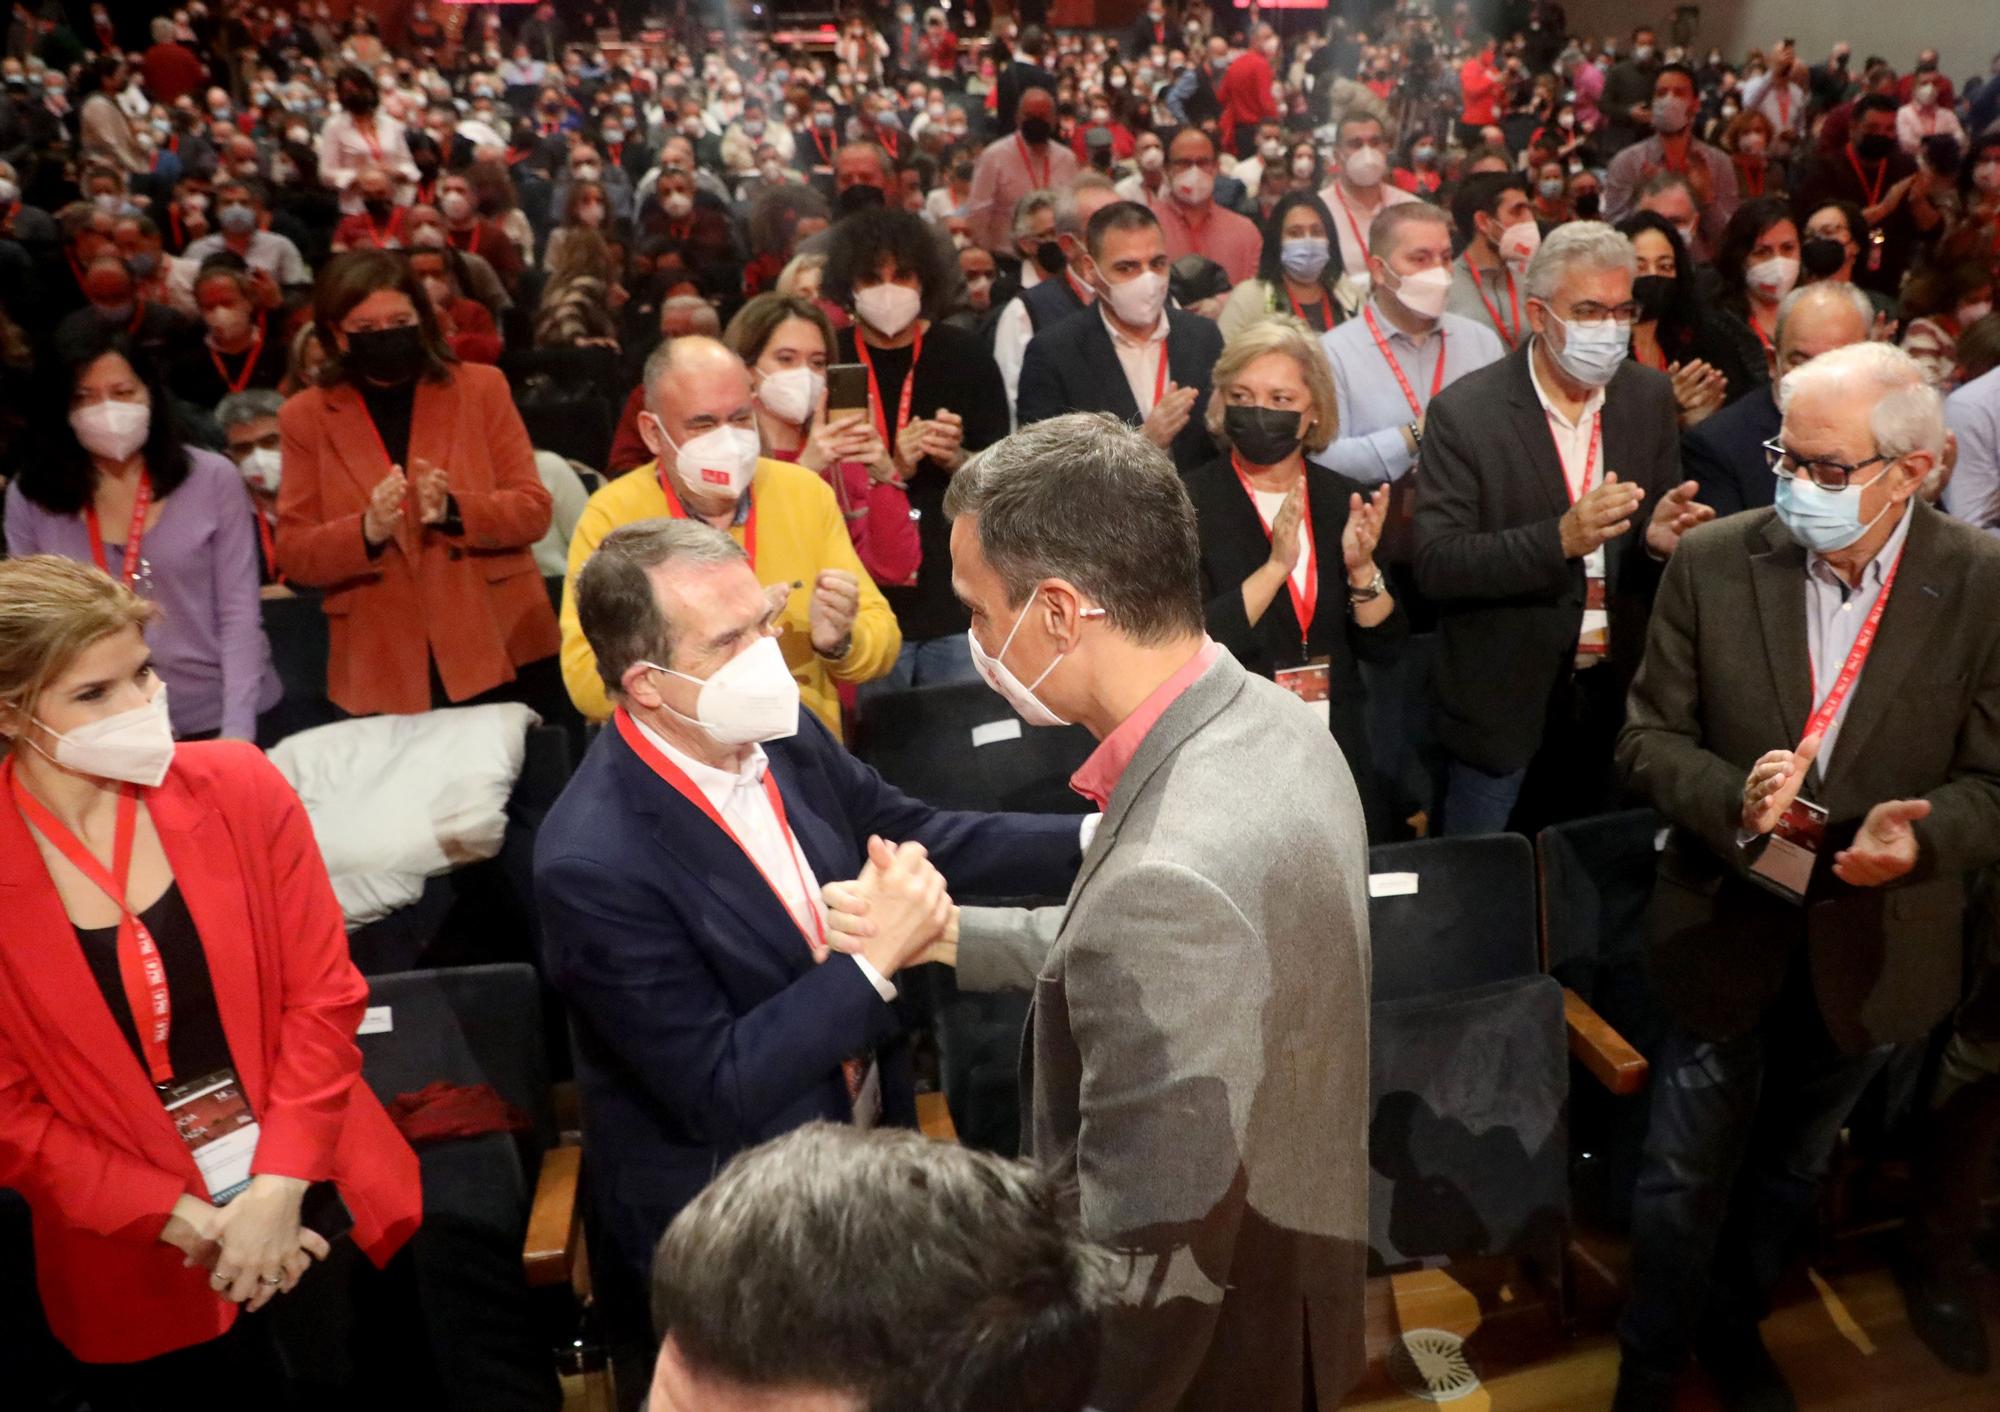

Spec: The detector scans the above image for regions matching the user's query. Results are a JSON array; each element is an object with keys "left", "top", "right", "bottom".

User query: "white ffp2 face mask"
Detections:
[
  {"left": 657, "top": 419, "right": 762, "bottom": 500},
  {"left": 71, "top": 399, "right": 152, "bottom": 462},
  {"left": 1384, "top": 264, "right": 1452, "bottom": 320},
  {"left": 1099, "top": 268, "right": 1169, "bottom": 329},
  {"left": 967, "top": 586, "right": 1104, "bottom": 728},
  {"left": 647, "top": 635, "right": 800, "bottom": 745},
  {"left": 240, "top": 446, "right": 282, "bottom": 494},
  {"left": 853, "top": 282, "right": 922, "bottom": 337},
  {"left": 755, "top": 366, "right": 825, "bottom": 426},
  {"left": 31, "top": 682, "right": 174, "bottom": 787}
]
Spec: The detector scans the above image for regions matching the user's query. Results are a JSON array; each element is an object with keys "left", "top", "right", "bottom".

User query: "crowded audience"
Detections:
[{"left": 4, "top": 4, "right": 2000, "bottom": 1411}]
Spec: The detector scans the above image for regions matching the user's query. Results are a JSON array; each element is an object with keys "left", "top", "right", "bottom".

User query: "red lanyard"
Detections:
[
  {"left": 1064, "top": 270, "right": 1093, "bottom": 306},
  {"left": 362, "top": 207, "right": 403, "bottom": 248},
  {"left": 1332, "top": 184, "right": 1374, "bottom": 264},
  {"left": 1750, "top": 310, "right": 1775, "bottom": 352},
  {"left": 126, "top": 300, "right": 147, "bottom": 335},
  {"left": 1286, "top": 287, "right": 1329, "bottom": 331},
  {"left": 10, "top": 771, "right": 175, "bottom": 1085},
  {"left": 1847, "top": 149, "right": 1889, "bottom": 206},
  {"left": 355, "top": 116, "right": 383, "bottom": 164},
  {"left": 1014, "top": 134, "right": 1050, "bottom": 188},
  {"left": 1659, "top": 137, "right": 1689, "bottom": 174},
  {"left": 1463, "top": 257, "right": 1521, "bottom": 348},
  {"left": 255, "top": 510, "right": 283, "bottom": 583},
  {"left": 1364, "top": 307, "right": 1446, "bottom": 419},
  {"left": 657, "top": 462, "right": 759, "bottom": 566},
  {"left": 1775, "top": 85, "right": 1792, "bottom": 131},
  {"left": 85, "top": 471, "right": 153, "bottom": 589},
  {"left": 606, "top": 142, "right": 622, "bottom": 167},
  {"left": 1232, "top": 456, "right": 1317, "bottom": 639},
  {"left": 208, "top": 313, "right": 266, "bottom": 395},
  {"left": 613, "top": 709, "right": 826, "bottom": 957},
  {"left": 855, "top": 326, "right": 923, "bottom": 449},
  {"left": 1740, "top": 162, "right": 1766, "bottom": 197},
  {"left": 811, "top": 127, "right": 834, "bottom": 162},
  {"left": 451, "top": 223, "right": 482, "bottom": 256},
  {"left": 1803, "top": 543, "right": 1905, "bottom": 746},
  {"left": 1547, "top": 408, "right": 1602, "bottom": 504}
]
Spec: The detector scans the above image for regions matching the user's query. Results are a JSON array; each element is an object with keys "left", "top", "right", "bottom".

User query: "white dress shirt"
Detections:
[
  {"left": 634, "top": 715, "right": 897, "bottom": 1002},
  {"left": 1527, "top": 340, "right": 1609, "bottom": 659},
  {"left": 1102, "top": 306, "right": 1170, "bottom": 418}
]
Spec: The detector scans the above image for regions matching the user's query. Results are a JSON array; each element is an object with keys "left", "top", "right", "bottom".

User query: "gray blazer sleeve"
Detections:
[{"left": 956, "top": 904, "right": 1066, "bottom": 993}]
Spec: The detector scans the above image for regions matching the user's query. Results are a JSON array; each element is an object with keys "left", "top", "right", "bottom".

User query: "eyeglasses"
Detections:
[
  {"left": 1560, "top": 300, "right": 1643, "bottom": 327},
  {"left": 1761, "top": 438, "right": 1893, "bottom": 491}
]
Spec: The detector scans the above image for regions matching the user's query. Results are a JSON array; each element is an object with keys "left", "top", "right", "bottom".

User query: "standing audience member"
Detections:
[
  {"left": 169, "top": 266, "right": 288, "bottom": 409},
  {"left": 1714, "top": 197, "right": 1804, "bottom": 358},
  {"left": 1447, "top": 173, "right": 1541, "bottom": 352},
  {"left": 1945, "top": 352, "right": 2000, "bottom": 535},
  {"left": 967, "top": 87, "right": 1077, "bottom": 254},
  {"left": 1218, "top": 190, "right": 1350, "bottom": 339},
  {"left": 1147, "top": 126, "right": 1262, "bottom": 285},
  {"left": 1615, "top": 213, "right": 1759, "bottom": 428},
  {"left": 1317, "top": 111, "right": 1415, "bottom": 289},
  {"left": 1793, "top": 94, "right": 1944, "bottom": 300},
  {"left": 1603, "top": 62, "right": 1740, "bottom": 259},
  {"left": 215, "top": 388, "right": 288, "bottom": 585}
]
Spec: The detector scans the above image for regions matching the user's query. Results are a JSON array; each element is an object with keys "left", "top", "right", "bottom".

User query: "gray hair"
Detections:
[
  {"left": 654, "top": 1124, "right": 1114, "bottom": 1412},
  {"left": 1368, "top": 201, "right": 1451, "bottom": 260},
  {"left": 1776, "top": 341, "right": 1945, "bottom": 459},
  {"left": 574, "top": 518, "right": 748, "bottom": 695},
  {"left": 1011, "top": 188, "right": 1058, "bottom": 242},
  {"left": 1524, "top": 220, "right": 1636, "bottom": 304},
  {"left": 215, "top": 388, "right": 285, "bottom": 430},
  {"left": 1774, "top": 281, "right": 1873, "bottom": 348},
  {"left": 942, "top": 413, "right": 1203, "bottom": 643},
  {"left": 1052, "top": 172, "right": 1118, "bottom": 236},
  {"left": 152, "top": 17, "right": 175, "bottom": 44}
]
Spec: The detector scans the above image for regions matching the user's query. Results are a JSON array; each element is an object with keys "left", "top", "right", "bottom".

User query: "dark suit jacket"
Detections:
[
  {"left": 1021, "top": 270, "right": 1088, "bottom": 333},
  {"left": 1187, "top": 456, "right": 1408, "bottom": 838},
  {"left": 1617, "top": 504, "right": 2000, "bottom": 1052},
  {"left": 1017, "top": 306, "right": 1223, "bottom": 477},
  {"left": 1682, "top": 384, "right": 1780, "bottom": 518},
  {"left": 1413, "top": 342, "right": 1680, "bottom": 774},
  {"left": 533, "top": 710, "right": 1084, "bottom": 1292}
]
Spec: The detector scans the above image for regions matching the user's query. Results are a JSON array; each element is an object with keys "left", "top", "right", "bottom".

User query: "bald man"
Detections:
[
  {"left": 559, "top": 335, "right": 900, "bottom": 733},
  {"left": 966, "top": 87, "right": 1079, "bottom": 253},
  {"left": 1682, "top": 282, "right": 1873, "bottom": 517}
]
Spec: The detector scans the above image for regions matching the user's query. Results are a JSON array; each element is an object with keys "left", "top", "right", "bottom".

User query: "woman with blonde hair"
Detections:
[
  {"left": 0, "top": 555, "right": 420, "bottom": 1397},
  {"left": 1185, "top": 317, "right": 1405, "bottom": 838}
]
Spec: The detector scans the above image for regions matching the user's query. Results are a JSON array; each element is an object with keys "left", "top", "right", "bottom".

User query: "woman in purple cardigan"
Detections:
[{"left": 4, "top": 328, "right": 281, "bottom": 743}]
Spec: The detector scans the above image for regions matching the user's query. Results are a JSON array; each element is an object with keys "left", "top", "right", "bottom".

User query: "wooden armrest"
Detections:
[
  {"left": 916, "top": 1091, "right": 958, "bottom": 1143},
  {"left": 522, "top": 1144, "right": 582, "bottom": 1289},
  {"left": 1564, "top": 988, "right": 1649, "bottom": 1096}
]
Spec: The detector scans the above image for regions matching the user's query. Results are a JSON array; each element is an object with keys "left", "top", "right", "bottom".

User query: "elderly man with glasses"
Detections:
[
  {"left": 1413, "top": 220, "right": 1709, "bottom": 837},
  {"left": 1612, "top": 341, "right": 2000, "bottom": 1412}
]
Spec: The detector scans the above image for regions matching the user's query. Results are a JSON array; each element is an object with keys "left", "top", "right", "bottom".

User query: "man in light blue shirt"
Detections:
[
  {"left": 1314, "top": 201, "right": 1506, "bottom": 485},
  {"left": 1943, "top": 364, "right": 2000, "bottom": 536}
]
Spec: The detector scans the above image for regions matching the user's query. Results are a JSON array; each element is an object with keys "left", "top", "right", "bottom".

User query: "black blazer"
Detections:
[
  {"left": 1188, "top": 456, "right": 1409, "bottom": 839},
  {"left": 1617, "top": 503, "right": 2000, "bottom": 1052},
  {"left": 1016, "top": 306, "right": 1224, "bottom": 478},
  {"left": 1413, "top": 342, "right": 1681, "bottom": 775},
  {"left": 1681, "top": 383, "right": 1781, "bottom": 519}
]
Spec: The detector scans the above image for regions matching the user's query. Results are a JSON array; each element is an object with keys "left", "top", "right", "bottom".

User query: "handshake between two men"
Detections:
[{"left": 818, "top": 836, "right": 960, "bottom": 976}]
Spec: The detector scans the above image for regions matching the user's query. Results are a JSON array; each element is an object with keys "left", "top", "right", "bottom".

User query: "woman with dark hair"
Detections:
[
  {"left": 274, "top": 250, "right": 558, "bottom": 717},
  {"left": 4, "top": 328, "right": 280, "bottom": 742},
  {"left": 1391, "top": 131, "right": 1444, "bottom": 197},
  {"left": 1219, "top": 190, "right": 1352, "bottom": 339},
  {"left": 543, "top": 177, "right": 613, "bottom": 271},
  {"left": 1713, "top": 195, "right": 1802, "bottom": 353},
  {"left": 316, "top": 66, "right": 417, "bottom": 216},
  {"left": 168, "top": 265, "right": 288, "bottom": 408},
  {"left": 533, "top": 226, "right": 624, "bottom": 351},
  {"left": 1616, "top": 211, "right": 1765, "bottom": 428},
  {"left": 825, "top": 207, "right": 1006, "bottom": 691}
]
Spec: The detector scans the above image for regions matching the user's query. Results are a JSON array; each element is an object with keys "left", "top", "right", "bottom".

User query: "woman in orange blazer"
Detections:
[
  {"left": 275, "top": 248, "right": 559, "bottom": 717},
  {"left": 0, "top": 556, "right": 421, "bottom": 1393}
]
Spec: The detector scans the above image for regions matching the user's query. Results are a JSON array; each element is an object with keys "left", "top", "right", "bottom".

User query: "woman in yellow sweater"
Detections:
[{"left": 559, "top": 337, "right": 900, "bottom": 733}]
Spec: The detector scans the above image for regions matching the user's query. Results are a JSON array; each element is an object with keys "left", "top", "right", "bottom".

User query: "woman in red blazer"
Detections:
[
  {"left": 0, "top": 556, "right": 421, "bottom": 1389},
  {"left": 275, "top": 248, "right": 559, "bottom": 718}
]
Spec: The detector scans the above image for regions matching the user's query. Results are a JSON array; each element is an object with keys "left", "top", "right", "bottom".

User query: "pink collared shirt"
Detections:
[
  {"left": 1146, "top": 192, "right": 1262, "bottom": 285},
  {"left": 1070, "top": 639, "right": 1222, "bottom": 810}
]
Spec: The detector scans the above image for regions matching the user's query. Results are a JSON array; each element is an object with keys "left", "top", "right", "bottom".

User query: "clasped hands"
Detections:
[
  {"left": 158, "top": 1175, "right": 329, "bottom": 1314},
  {"left": 361, "top": 457, "right": 453, "bottom": 545},
  {"left": 820, "top": 837, "right": 958, "bottom": 975},
  {"left": 1741, "top": 732, "right": 1930, "bottom": 886},
  {"left": 1558, "top": 475, "right": 1714, "bottom": 560}
]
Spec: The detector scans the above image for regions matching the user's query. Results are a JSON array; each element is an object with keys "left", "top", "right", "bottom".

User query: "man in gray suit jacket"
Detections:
[{"left": 830, "top": 413, "right": 1373, "bottom": 1411}]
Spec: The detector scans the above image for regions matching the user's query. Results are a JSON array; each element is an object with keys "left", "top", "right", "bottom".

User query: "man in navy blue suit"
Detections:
[{"left": 533, "top": 516, "right": 1088, "bottom": 1359}]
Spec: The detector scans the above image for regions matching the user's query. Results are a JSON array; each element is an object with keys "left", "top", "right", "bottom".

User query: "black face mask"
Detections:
[
  {"left": 340, "top": 89, "right": 378, "bottom": 115},
  {"left": 1573, "top": 190, "right": 1600, "bottom": 219},
  {"left": 1018, "top": 116, "right": 1052, "bottom": 145},
  {"left": 1801, "top": 236, "right": 1848, "bottom": 278},
  {"left": 837, "top": 182, "right": 885, "bottom": 216},
  {"left": 1856, "top": 132, "right": 1896, "bottom": 162},
  {"left": 1035, "top": 239, "right": 1068, "bottom": 276},
  {"left": 1224, "top": 405, "right": 1303, "bottom": 466},
  {"left": 345, "top": 324, "right": 427, "bottom": 384},
  {"left": 1632, "top": 274, "right": 1673, "bottom": 322},
  {"left": 363, "top": 196, "right": 392, "bottom": 219}
]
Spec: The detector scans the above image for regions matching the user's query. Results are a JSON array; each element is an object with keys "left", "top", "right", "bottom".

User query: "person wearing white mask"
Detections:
[
  {"left": 1719, "top": 197, "right": 1802, "bottom": 354},
  {"left": 1018, "top": 200, "right": 1224, "bottom": 478},
  {"left": 1317, "top": 112, "right": 1416, "bottom": 293},
  {"left": 6, "top": 331, "right": 282, "bottom": 743},
  {"left": 561, "top": 335, "right": 901, "bottom": 734},
  {"left": 539, "top": 514, "right": 1089, "bottom": 1387},
  {"left": 1603, "top": 64, "right": 1739, "bottom": 260},
  {"left": 1114, "top": 128, "right": 1171, "bottom": 205},
  {"left": 1896, "top": 72, "right": 1965, "bottom": 156},
  {"left": 1414, "top": 220, "right": 1710, "bottom": 837},
  {"left": 0, "top": 553, "right": 424, "bottom": 1398},
  {"left": 1447, "top": 172, "right": 1542, "bottom": 351},
  {"left": 216, "top": 389, "right": 289, "bottom": 588},
  {"left": 1146, "top": 126, "right": 1261, "bottom": 285}
]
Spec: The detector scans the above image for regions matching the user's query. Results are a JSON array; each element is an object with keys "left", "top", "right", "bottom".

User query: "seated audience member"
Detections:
[
  {"left": 215, "top": 388, "right": 287, "bottom": 585},
  {"left": 561, "top": 336, "right": 900, "bottom": 732},
  {"left": 825, "top": 206, "right": 1007, "bottom": 691},
  {"left": 405, "top": 202, "right": 514, "bottom": 319},
  {"left": 1682, "top": 282, "right": 1874, "bottom": 517},
  {"left": 1018, "top": 200, "right": 1223, "bottom": 478},
  {"left": 1616, "top": 212, "right": 1763, "bottom": 427},
  {"left": 279, "top": 318, "right": 327, "bottom": 396},
  {"left": 1613, "top": 341, "right": 2000, "bottom": 1412},
  {"left": 649, "top": 1125, "right": 1112, "bottom": 1412},
  {"left": 1317, "top": 111, "right": 1416, "bottom": 286},
  {"left": 537, "top": 519, "right": 1085, "bottom": 1369},
  {"left": 991, "top": 174, "right": 1120, "bottom": 415},
  {"left": 1945, "top": 338, "right": 2000, "bottom": 534},
  {"left": 1630, "top": 171, "right": 1705, "bottom": 274},
  {"left": 1413, "top": 221, "right": 1707, "bottom": 837},
  {"left": 0, "top": 555, "right": 422, "bottom": 1399},
  {"left": 1148, "top": 126, "right": 1261, "bottom": 285},
  {"left": 168, "top": 265, "right": 288, "bottom": 408},
  {"left": 329, "top": 166, "right": 409, "bottom": 251},
  {"left": 408, "top": 244, "right": 504, "bottom": 364},
  {"left": 55, "top": 254, "right": 202, "bottom": 369},
  {"left": 1799, "top": 199, "right": 1899, "bottom": 323},
  {"left": 6, "top": 328, "right": 281, "bottom": 742},
  {"left": 1447, "top": 173, "right": 1541, "bottom": 351},
  {"left": 543, "top": 177, "right": 613, "bottom": 274},
  {"left": 1900, "top": 261, "right": 1995, "bottom": 390},
  {"left": 725, "top": 292, "right": 919, "bottom": 590},
  {"left": 1219, "top": 191, "right": 1351, "bottom": 340},
  {"left": 1315, "top": 202, "right": 1506, "bottom": 489},
  {"left": 638, "top": 165, "right": 736, "bottom": 277},
  {"left": 1187, "top": 318, "right": 1404, "bottom": 837},
  {"left": 436, "top": 170, "right": 525, "bottom": 293},
  {"left": 532, "top": 226, "right": 624, "bottom": 351},
  {"left": 275, "top": 250, "right": 560, "bottom": 718},
  {"left": 1715, "top": 196, "right": 1803, "bottom": 356},
  {"left": 181, "top": 179, "right": 312, "bottom": 291}
]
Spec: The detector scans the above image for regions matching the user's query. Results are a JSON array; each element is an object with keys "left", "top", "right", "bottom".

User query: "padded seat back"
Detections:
[
  {"left": 1367, "top": 834, "right": 1539, "bottom": 1004},
  {"left": 855, "top": 681, "right": 1096, "bottom": 816}
]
